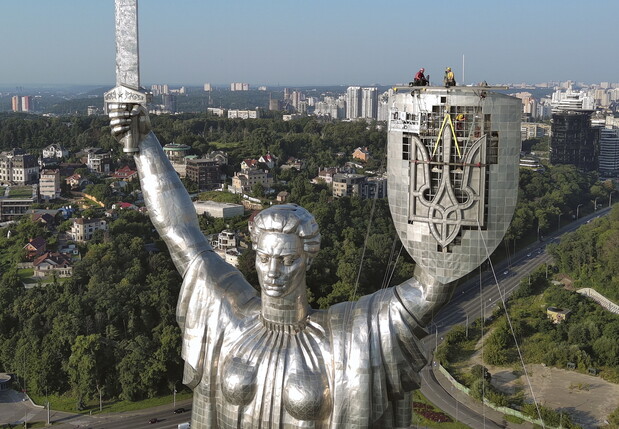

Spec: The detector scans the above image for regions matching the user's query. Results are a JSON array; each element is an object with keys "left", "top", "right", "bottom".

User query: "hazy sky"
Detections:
[{"left": 2, "top": 0, "right": 618, "bottom": 87}]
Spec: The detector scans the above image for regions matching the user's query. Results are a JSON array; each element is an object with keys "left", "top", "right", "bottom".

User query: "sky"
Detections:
[{"left": 1, "top": 0, "right": 618, "bottom": 88}]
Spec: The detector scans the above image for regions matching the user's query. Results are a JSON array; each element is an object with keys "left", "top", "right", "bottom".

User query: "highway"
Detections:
[{"left": 419, "top": 207, "right": 611, "bottom": 428}]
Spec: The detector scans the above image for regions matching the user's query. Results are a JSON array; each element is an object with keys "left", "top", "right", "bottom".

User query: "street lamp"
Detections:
[
  {"left": 173, "top": 380, "right": 179, "bottom": 409},
  {"left": 595, "top": 197, "right": 599, "bottom": 211},
  {"left": 576, "top": 204, "right": 583, "bottom": 219}
]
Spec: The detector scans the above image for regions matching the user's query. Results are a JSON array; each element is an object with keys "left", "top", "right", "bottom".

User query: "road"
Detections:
[
  {"left": 419, "top": 207, "right": 611, "bottom": 428},
  {"left": 0, "top": 391, "right": 193, "bottom": 429}
]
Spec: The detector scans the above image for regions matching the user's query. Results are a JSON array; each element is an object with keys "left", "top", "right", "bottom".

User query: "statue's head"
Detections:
[{"left": 249, "top": 204, "right": 320, "bottom": 298}]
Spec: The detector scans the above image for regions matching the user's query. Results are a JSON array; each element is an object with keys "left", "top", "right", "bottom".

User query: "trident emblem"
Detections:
[{"left": 410, "top": 112, "right": 487, "bottom": 249}]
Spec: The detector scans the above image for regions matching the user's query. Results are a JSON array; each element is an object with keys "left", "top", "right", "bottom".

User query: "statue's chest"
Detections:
[{"left": 218, "top": 319, "right": 332, "bottom": 425}]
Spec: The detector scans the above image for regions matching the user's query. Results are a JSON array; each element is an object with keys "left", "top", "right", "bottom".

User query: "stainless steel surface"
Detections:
[
  {"left": 109, "top": 86, "right": 518, "bottom": 427},
  {"left": 104, "top": 0, "right": 149, "bottom": 154},
  {"left": 110, "top": 119, "right": 431, "bottom": 427},
  {"left": 387, "top": 88, "right": 521, "bottom": 284},
  {"left": 115, "top": 0, "right": 139, "bottom": 89}
]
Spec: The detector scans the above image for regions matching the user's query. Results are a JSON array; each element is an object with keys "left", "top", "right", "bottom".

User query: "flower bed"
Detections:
[{"left": 413, "top": 402, "right": 453, "bottom": 423}]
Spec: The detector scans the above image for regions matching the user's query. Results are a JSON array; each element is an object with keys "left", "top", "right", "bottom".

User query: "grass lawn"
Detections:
[
  {"left": 8, "top": 186, "right": 34, "bottom": 198},
  {"left": 18, "top": 268, "right": 34, "bottom": 279},
  {"left": 29, "top": 391, "right": 193, "bottom": 415},
  {"left": 209, "top": 141, "right": 241, "bottom": 150}
]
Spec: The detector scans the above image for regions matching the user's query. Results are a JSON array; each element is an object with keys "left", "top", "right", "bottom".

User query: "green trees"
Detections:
[
  {"left": 549, "top": 205, "right": 619, "bottom": 302},
  {"left": 0, "top": 210, "right": 183, "bottom": 405},
  {"left": 68, "top": 334, "right": 106, "bottom": 404},
  {"left": 508, "top": 164, "right": 604, "bottom": 243}
]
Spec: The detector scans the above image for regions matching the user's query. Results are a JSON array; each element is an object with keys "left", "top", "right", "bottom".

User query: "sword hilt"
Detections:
[{"left": 105, "top": 85, "right": 152, "bottom": 153}]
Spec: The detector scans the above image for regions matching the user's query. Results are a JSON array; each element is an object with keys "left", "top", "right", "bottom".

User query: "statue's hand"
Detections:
[{"left": 108, "top": 103, "right": 151, "bottom": 152}]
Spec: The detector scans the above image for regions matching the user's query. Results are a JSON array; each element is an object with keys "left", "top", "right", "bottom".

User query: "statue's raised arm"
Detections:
[{"left": 109, "top": 103, "right": 211, "bottom": 274}]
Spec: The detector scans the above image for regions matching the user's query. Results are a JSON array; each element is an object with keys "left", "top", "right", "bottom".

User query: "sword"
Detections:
[{"left": 104, "top": 0, "right": 151, "bottom": 153}]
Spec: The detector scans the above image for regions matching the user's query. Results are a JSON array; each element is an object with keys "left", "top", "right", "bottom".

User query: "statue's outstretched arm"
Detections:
[
  {"left": 395, "top": 265, "right": 457, "bottom": 326},
  {"left": 110, "top": 104, "right": 212, "bottom": 274}
]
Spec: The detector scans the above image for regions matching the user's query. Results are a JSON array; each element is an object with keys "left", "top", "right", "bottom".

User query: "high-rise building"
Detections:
[
  {"left": 598, "top": 128, "right": 619, "bottom": 177},
  {"left": 186, "top": 159, "right": 222, "bottom": 191},
  {"left": 162, "top": 94, "right": 177, "bottom": 113},
  {"left": 204, "top": 83, "right": 212, "bottom": 91},
  {"left": 346, "top": 86, "right": 362, "bottom": 119},
  {"left": 290, "top": 91, "right": 302, "bottom": 111},
  {"left": 21, "top": 96, "right": 31, "bottom": 112},
  {"left": 361, "top": 87, "right": 378, "bottom": 119},
  {"left": 11, "top": 96, "right": 20, "bottom": 112},
  {"left": 230, "top": 82, "right": 249, "bottom": 91},
  {"left": 550, "top": 110, "right": 598, "bottom": 171}
]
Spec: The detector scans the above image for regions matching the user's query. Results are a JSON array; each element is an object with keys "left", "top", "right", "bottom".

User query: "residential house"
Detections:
[
  {"left": 23, "top": 237, "right": 47, "bottom": 260},
  {"left": 352, "top": 147, "right": 371, "bottom": 162},
  {"left": 207, "top": 151, "right": 229, "bottom": 166},
  {"left": 231, "top": 169, "right": 273, "bottom": 194},
  {"left": 281, "top": 157, "right": 304, "bottom": 171},
  {"left": 112, "top": 166, "right": 138, "bottom": 181},
  {"left": 68, "top": 218, "right": 107, "bottom": 242},
  {"left": 332, "top": 173, "right": 367, "bottom": 197},
  {"left": 312, "top": 167, "right": 340, "bottom": 185},
  {"left": 0, "top": 149, "right": 39, "bottom": 185},
  {"left": 83, "top": 148, "right": 112, "bottom": 174},
  {"left": 33, "top": 252, "right": 73, "bottom": 278},
  {"left": 39, "top": 169, "right": 61, "bottom": 200},
  {"left": 112, "top": 202, "right": 137, "bottom": 211},
  {"left": 276, "top": 191, "right": 290, "bottom": 202},
  {"left": 66, "top": 174, "right": 89, "bottom": 190},
  {"left": 42, "top": 143, "right": 69, "bottom": 159},
  {"left": 31, "top": 212, "right": 56, "bottom": 229},
  {"left": 259, "top": 153, "right": 277, "bottom": 169},
  {"left": 241, "top": 159, "right": 259, "bottom": 171}
]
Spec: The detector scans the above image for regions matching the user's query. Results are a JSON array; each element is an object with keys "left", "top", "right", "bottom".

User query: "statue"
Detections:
[
  {"left": 109, "top": 103, "right": 458, "bottom": 428},
  {"left": 108, "top": 82, "right": 520, "bottom": 428}
]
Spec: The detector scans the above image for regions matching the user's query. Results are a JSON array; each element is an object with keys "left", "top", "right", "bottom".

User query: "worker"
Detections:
[
  {"left": 444, "top": 67, "right": 456, "bottom": 87},
  {"left": 455, "top": 113, "right": 466, "bottom": 136},
  {"left": 412, "top": 68, "right": 429, "bottom": 86}
]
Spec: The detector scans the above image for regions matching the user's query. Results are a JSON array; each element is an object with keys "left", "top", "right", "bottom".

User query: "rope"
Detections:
[
  {"left": 381, "top": 235, "right": 400, "bottom": 290},
  {"left": 384, "top": 243, "right": 404, "bottom": 290},
  {"left": 352, "top": 180, "right": 381, "bottom": 299},
  {"left": 479, "top": 263, "right": 487, "bottom": 427}
]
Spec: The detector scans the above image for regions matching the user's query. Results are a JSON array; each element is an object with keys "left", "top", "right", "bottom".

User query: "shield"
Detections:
[{"left": 387, "top": 88, "right": 520, "bottom": 284}]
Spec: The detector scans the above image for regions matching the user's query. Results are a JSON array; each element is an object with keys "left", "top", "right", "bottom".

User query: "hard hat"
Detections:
[
  {"left": 447, "top": 67, "right": 451, "bottom": 71},
  {"left": 420, "top": 68, "right": 425, "bottom": 72}
]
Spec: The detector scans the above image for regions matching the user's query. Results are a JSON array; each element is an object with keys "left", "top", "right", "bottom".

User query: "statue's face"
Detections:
[{"left": 255, "top": 232, "right": 307, "bottom": 298}]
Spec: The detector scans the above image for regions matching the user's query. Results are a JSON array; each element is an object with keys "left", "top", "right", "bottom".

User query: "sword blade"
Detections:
[{"left": 115, "top": 0, "right": 139, "bottom": 90}]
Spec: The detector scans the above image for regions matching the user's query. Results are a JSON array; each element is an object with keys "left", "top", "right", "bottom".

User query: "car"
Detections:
[
  {"left": 527, "top": 253, "right": 531, "bottom": 257},
  {"left": 149, "top": 418, "right": 158, "bottom": 424},
  {"left": 174, "top": 408, "right": 186, "bottom": 414},
  {"left": 503, "top": 270, "right": 509, "bottom": 275}
]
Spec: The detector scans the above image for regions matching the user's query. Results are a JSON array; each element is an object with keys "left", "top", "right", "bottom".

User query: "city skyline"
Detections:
[{"left": 1, "top": 0, "right": 619, "bottom": 87}]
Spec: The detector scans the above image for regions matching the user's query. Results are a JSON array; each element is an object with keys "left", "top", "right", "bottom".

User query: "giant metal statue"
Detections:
[{"left": 107, "top": 2, "right": 520, "bottom": 427}]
